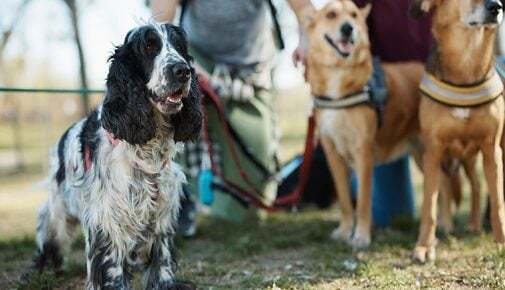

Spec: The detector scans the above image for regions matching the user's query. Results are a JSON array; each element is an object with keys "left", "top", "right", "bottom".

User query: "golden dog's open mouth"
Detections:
[{"left": 324, "top": 34, "right": 354, "bottom": 58}]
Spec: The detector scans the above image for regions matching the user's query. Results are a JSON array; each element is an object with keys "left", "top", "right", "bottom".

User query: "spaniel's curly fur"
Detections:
[{"left": 33, "top": 23, "right": 201, "bottom": 290}]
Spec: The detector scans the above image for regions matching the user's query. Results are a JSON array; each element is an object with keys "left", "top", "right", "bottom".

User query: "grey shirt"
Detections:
[{"left": 181, "top": 0, "right": 276, "bottom": 68}]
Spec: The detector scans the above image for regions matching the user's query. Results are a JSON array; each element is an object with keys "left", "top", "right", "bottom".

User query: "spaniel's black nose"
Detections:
[
  {"left": 171, "top": 62, "right": 191, "bottom": 82},
  {"left": 486, "top": 0, "right": 503, "bottom": 16},
  {"left": 340, "top": 22, "right": 354, "bottom": 38}
]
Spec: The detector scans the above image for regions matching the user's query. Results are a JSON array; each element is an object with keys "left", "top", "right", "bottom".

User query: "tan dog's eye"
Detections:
[
  {"left": 351, "top": 12, "right": 357, "bottom": 18},
  {"left": 326, "top": 11, "right": 337, "bottom": 19}
]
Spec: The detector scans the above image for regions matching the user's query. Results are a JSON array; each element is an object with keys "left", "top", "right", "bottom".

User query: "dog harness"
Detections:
[
  {"left": 313, "top": 57, "right": 388, "bottom": 128},
  {"left": 313, "top": 88, "right": 371, "bottom": 109},
  {"left": 420, "top": 71, "right": 504, "bottom": 107}
]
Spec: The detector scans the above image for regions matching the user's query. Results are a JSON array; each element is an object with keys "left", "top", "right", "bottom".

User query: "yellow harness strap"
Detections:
[{"left": 420, "top": 71, "right": 503, "bottom": 107}]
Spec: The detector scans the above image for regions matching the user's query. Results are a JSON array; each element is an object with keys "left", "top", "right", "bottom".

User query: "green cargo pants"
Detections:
[{"left": 183, "top": 46, "right": 279, "bottom": 222}]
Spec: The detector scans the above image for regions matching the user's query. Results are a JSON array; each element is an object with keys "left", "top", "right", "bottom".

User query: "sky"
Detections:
[{"left": 1, "top": 0, "right": 331, "bottom": 90}]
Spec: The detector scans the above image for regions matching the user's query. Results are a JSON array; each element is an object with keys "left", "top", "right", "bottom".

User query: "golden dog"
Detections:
[
  {"left": 410, "top": 0, "right": 505, "bottom": 263},
  {"left": 304, "top": 0, "right": 425, "bottom": 249}
]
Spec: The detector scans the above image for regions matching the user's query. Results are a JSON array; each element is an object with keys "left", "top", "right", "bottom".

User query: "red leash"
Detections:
[
  {"left": 198, "top": 74, "right": 317, "bottom": 211},
  {"left": 274, "top": 115, "right": 316, "bottom": 207}
]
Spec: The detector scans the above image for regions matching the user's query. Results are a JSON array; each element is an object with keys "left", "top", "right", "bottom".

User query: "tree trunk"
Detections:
[
  {"left": 0, "top": 0, "right": 32, "bottom": 173},
  {"left": 63, "top": 0, "right": 90, "bottom": 116},
  {"left": 0, "top": 0, "right": 32, "bottom": 60}
]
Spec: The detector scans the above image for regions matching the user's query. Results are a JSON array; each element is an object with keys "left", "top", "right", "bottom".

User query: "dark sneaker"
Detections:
[{"left": 177, "top": 185, "right": 197, "bottom": 237}]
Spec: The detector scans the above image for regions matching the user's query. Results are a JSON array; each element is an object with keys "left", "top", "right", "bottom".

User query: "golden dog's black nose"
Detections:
[
  {"left": 486, "top": 0, "right": 503, "bottom": 16},
  {"left": 341, "top": 22, "right": 354, "bottom": 38}
]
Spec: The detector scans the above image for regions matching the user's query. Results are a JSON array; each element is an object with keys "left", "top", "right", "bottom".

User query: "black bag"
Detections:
[{"left": 277, "top": 144, "right": 337, "bottom": 208}]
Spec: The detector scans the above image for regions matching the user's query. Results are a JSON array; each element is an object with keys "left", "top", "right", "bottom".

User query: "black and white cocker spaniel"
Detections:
[{"left": 33, "top": 23, "right": 201, "bottom": 290}]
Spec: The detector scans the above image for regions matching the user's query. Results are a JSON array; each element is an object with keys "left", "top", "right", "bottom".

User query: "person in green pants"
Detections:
[{"left": 150, "top": 0, "right": 314, "bottom": 234}]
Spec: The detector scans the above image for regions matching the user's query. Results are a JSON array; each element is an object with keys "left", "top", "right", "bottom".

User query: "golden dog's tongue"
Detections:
[{"left": 337, "top": 41, "right": 353, "bottom": 55}]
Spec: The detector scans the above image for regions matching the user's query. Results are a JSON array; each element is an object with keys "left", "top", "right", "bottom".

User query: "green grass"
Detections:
[{"left": 2, "top": 210, "right": 505, "bottom": 289}]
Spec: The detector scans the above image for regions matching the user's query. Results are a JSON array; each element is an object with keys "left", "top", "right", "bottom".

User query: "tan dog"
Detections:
[
  {"left": 410, "top": 0, "right": 505, "bottom": 263},
  {"left": 305, "top": 0, "right": 425, "bottom": 249}
]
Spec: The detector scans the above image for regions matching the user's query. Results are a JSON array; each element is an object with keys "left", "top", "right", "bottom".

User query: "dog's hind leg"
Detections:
[
  {"left": 321, "top": 136, "right": 354, "bottom": 244},
  {"left": 438, "top": 172, "right": 456, "bottom": 234},
  {"left": 463, "top": 157, "right": 481, "bottom": 232},
  {"left": 34, "top": 191, "right": 77, "bottom": 272}
]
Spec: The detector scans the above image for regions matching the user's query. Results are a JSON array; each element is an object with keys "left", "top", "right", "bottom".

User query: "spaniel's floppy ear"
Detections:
[
  {"left": 171, "top": 72, "right": 202, "bottom": 142},
  {"left": 409, "top": 0, "right": 437, "bottom": 19},
  {"left": 101, "top": 41, "right": 156, "bottom": 145}
]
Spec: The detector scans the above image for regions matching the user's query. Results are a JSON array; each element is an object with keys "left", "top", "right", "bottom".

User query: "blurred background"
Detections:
[
  {"left": 0, "top": 0, "right": 331, "bottom": 238},
  {"left": 3, "top": 0, "right": 505, "bottom": 238},
  {"left": 3, "top": 1, "right": 505, "bottom": 289}
]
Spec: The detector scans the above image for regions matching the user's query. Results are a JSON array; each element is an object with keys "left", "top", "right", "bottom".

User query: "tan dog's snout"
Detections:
[
  {"left": 485, "top": 0, "right": 503, "bottom": 15},
  {"left": 340, "top": 22, "right": 355, "bottom": 42},
  {"left": 324, "top": 22, "right": 357, "bottom": 58},
  {"left": 410, "top": 0, "right": 503, "bottom": 26},
  {"left": 306, "top": 1, "right": 371, "bottom": 64},
  {"left": 464, "top": 0, "right": 503, "bottom": 26},
  {"left": 484, "top": 0, "right": 503, "bottom": 23}
]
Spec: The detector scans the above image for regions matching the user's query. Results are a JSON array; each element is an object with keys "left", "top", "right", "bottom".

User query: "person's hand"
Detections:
[
  {"left": 293, "top": 28, "right": 309, "bottom": 81},
  {"left": 293, "top": 45, "right": 306, "bottom": 68}
]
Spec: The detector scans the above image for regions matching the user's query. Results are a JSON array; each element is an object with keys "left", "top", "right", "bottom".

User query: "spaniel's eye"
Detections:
[
  {"left": 326, "top": 11, "right": 337, "bottom": 20},
  {"left": 351, "top": 12, "right": 358, "bottom": 18},
  {"left": 145, "top": 40, "right": 158, "bottom": 53}
]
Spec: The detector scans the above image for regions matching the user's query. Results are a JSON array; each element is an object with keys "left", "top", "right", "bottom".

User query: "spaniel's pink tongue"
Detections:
[{"left": 337, "top": 41, "right": 353, "bottom": 54}]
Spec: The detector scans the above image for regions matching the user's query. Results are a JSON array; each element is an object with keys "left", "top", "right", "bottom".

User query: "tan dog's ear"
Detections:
[
  {"left": 301, "top": 6, "right": 317, "bottom": 30},
  {"left": 409, "top": 0, "right": 436, "bottom": 19},
  {"left": 360, "top": 3, "right": 372, "bottom": 19}
]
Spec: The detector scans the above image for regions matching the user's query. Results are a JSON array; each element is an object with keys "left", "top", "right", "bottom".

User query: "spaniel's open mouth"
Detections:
[
  {"left": 325, "top": 34, "right": 355, "bottom": 58},
  {"left": 151, "top": 86, "right": 190, "bottom": 114},
  {"left": 159, "top": 84, "right": 191, "bottom": 104},
  {"left": 164, "top": 88, "right": 186, "bottom": 104}
]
